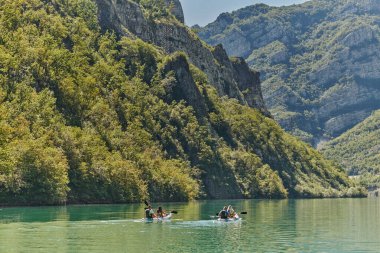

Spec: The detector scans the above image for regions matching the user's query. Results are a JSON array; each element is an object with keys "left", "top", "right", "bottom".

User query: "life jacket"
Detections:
[
  {"left": 220, "top": 210, "right": 228, "bottom": 219},
  {"left": 145, "top": 209, "right": 153, "bottom": 219}
]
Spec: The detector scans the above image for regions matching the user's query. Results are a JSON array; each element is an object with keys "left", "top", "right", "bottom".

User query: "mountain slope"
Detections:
[
  {"left": 198, "top": 0, "right": 380, "bottom": 145},
  {"left": 96, "top": 0, "right": 269, "bottom": 115},
  {"left": 321, "top": 110, "right": 380, "bottom": 188},
  {"left": 0, "top": 0, "right": 365, "bottom": 205}
]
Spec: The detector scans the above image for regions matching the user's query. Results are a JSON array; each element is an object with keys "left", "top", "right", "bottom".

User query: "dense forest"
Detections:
[
  {"left": 321, "top": 110, "right": 380, "bottom": 189},
  {"left": 0, "top": 0, "right": 365, "bottom": 206}
]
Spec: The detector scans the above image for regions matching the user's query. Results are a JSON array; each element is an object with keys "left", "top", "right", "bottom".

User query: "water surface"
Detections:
[{"left": 1, "top": 199, "right": 379, "bottom": 252}]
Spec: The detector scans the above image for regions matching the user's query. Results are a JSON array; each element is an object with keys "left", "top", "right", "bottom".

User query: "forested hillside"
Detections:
[
  {"left": 321, "top": 110, "right": 380, "bottom": 188},
  {"left": 0, "top": 0, "right": 365, "bottom": 206},
  {"left": 198, "top": 0, "right": 380, "bottom": 145}
]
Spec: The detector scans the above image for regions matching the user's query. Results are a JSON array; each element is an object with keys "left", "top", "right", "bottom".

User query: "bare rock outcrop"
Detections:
[
  {"left": 164, "top": 0, "right": 184, "bottom": 23},
  {"left": 95, "top": 0, "right": 270, "bottom": 116},
  {"left": 198, "top": 0, "right": 380, "bottom": 144}
]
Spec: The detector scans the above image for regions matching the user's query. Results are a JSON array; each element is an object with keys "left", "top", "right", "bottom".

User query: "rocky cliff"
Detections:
[
  {"left": 163, "top": 0, "right": 184, "bottom": 23},
  {"left": 198, "top": 0, "right": 380, "bottom": 145},
  {"left": 95, "top": 0, "right": 269, "bottom": 116},
  {"left": 0, "top": 0, "right": 366, "bottom": 205}
]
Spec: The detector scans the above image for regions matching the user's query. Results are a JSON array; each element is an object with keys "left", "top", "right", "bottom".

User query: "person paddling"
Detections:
[
  {"left": 157, "top": 206, "right": 166, "bottom": 218},
  {"left": 218, "top": 206, "right": 229, "bottom": 219},
  {"left": 145, "top": 205, "right": 156, "bottom": 219},
  {"left": 227, "top": 205, "right": 236, "bottom": 218}
]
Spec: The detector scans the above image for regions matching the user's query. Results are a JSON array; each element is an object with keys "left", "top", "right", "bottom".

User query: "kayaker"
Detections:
[
  {"left": 227, "top": 205, "right": 236, "bottom": 218},
  {"left": 157, "top": 206, "right": 166, "bottom": 218},
  {"left": 145, "top": 205, "right": 156, "bottom": 219},
  {"left": 218, "top": 206, "right": 228, "bottom": 219}
]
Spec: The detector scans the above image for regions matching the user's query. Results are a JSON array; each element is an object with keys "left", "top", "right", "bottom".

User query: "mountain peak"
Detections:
[
  {"left": 164, "top": 0, "right": 185, "bottom": 23},
  {"left": 96, "top": 0, "right": 270, "bottom": 116},
  {"left": 0, "top": 0, "right": 367, "bottom": 205},
  {"left": 198, "top": 0, "right": 380, "bottom": 145}
]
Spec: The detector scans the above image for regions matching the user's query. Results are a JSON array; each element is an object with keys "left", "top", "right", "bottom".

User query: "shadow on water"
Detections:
[{"left": 0, "top": 203, "right": 144, "bottom": 223}]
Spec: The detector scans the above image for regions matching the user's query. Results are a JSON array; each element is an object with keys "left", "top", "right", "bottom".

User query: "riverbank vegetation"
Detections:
[{"left": 0, "top": 0, "right": 365, "bottom": 205}]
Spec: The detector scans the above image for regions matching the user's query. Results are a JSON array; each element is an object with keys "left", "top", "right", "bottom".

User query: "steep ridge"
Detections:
[
  {"left": 0, "top": 0, "right": 365, "bottom": 205},
  {"left": 320, "top": 110, "right": 380, "bottom": 189},
  {"left": 95, "top": 0, "right": 269, "bottom": 115},
  {"left": 198, "top": 0, "right": 380, "bottom": 145}
]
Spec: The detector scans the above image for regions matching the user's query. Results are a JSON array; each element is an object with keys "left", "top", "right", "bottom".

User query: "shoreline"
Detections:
[{"left": 0, "top": 195, "right": 370, "bottom": 209}]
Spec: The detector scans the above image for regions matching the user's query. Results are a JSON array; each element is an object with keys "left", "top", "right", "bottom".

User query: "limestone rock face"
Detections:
[
  {"left": 95, "top": 0, "right": 270, "bottom": 116},
  {"left": 198, "top": 0, "right": 380, "bottom": 145},
  {"left": 216, "top": 29, "right": 252, "bottom": 57},
  {"left": 231, "top": 57, "right": 266, "bottom": 110},
  {"left": 164, "top": 0, "right": 185, "bottom": 23},
  {"left": 324, "top": 110, "right": 371, "bottom": 137},
  {"left": 93, "top": 0, "right": 271, "bottom": 198},
  {"left": 161, "top": 53, "right": 208, "bottom": 118},
  {"left": 95, "top": 0, "right": 150, "bottom": 38}
]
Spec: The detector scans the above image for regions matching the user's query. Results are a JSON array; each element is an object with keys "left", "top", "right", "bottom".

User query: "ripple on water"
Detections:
[{"left": 1, "top": 199, "right": 380, "bottom": 253}]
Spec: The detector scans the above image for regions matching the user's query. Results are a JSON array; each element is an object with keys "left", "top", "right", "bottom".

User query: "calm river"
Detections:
[{"left": 1, "top": 199, "right": 380, "bottom": 252}]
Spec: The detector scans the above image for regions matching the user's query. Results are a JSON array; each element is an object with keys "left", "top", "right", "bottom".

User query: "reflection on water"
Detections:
[{"left": 0, "top": 199, "right": 380, "bottom": 252}]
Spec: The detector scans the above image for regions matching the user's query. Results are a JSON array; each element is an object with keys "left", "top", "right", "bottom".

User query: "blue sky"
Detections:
[{"left": 179, "top": 0, "right": 308, "bottom": 26}]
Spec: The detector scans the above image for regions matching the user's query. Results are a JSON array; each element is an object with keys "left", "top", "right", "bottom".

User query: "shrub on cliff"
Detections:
[{"left": 0, "top": 0, "right": 365, "bottom": 205}]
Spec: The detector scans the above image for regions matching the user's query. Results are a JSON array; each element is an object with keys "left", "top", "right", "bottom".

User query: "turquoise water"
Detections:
[{"left": 1, "top": 199, "right": 380, "bottom": 252}]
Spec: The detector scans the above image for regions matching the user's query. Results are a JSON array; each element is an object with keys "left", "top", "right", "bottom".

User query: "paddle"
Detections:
[
  {"left": 215, "top": 212, "right": 248, "bottom": 216},
  {"left": 144, "top": 200, "right": 178, "bottom": 214}
]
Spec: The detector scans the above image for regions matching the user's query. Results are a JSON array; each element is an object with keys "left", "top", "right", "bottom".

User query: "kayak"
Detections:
[
  {"left": 216, "top": 218, "right": 242, "bottom": 222},
  {"left": 216, "top": 214, "right": 241, "bottom": 222},
  {"left": 144, "top": 213, "right": 173, "bottom": 222},
  {"left": 157, "top": 212, "right": 172, "bottom": 221}
]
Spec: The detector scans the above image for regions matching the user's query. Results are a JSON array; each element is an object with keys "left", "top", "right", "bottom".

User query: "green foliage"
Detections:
[
  {"left": 12, "top": 140, "right": 69, "bottom": 205},
  {"left": 0, "top": 0, "right": 198, "bottom": 205},
  {"left": 120, "top": 37, "right": 162, "bottom": 84},
  {"left": 0, "top": 0, "right": 365, "bottom": 205},
  {"left": 198, "top": 0, "right": 380, "bottom": 146},
  {"left": 321, "top": 110, "right": 380, "bottom": 189},
  {"left": 134, "top": 0, "right": 174, "bottom": 22},
  {"left": 219, "top": 147, "right": 288, "bottom": 198},
  {"left": 216, "top": 98, "right": 364, "bottom": 198},
  {"left": 0, "top": 85, "right": 68, "bottom": 204}
]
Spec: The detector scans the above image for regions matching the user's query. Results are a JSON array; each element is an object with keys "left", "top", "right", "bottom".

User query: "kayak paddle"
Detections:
[{"left": 215, "top": 212, "right": 247, "bottom": 215}]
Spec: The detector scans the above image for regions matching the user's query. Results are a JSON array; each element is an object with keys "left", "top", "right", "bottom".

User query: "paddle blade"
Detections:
[
  {"left": 240, "top": 212, "right": 247, "bottom": 215},
  {"left": 170, "top": 210, "right": 178, "bottom": 214},
  {"left": 144, "top": 200, "right": 150, "bottom": 206}
]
